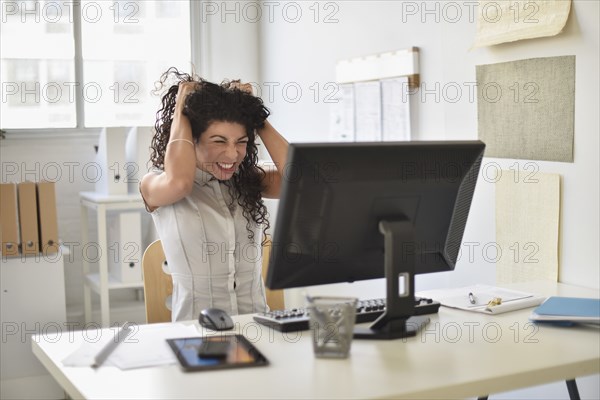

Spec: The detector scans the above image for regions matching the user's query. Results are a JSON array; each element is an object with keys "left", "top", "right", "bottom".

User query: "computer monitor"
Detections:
[{"left": 266, "top": 141, "right": 485, "bottom": 339}]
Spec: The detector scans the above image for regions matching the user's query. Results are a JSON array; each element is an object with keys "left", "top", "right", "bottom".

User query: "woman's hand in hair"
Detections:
[
  {"left": 140, "top": 80, "right": 198, "bottom": 210},
  {"left": 231, "top": 80, "right": 254, "bottom": 95},
  {"left": 176, "top": 81, "right": 200, "bottom": 112}
]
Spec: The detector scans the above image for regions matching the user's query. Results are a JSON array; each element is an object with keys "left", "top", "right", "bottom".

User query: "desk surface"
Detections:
[{"left": 33, "top": 282, "right": 600, "bottom": 399}]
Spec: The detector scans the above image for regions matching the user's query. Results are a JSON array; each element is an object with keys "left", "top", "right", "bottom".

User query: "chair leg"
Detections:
[{"left": 566, "top": 379, "right": 580, "bottom": 400}]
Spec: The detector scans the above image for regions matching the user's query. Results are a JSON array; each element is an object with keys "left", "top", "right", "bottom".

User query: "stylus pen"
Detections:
[{"left": 92, "top": 322, "right": 132, "bottom": 368}]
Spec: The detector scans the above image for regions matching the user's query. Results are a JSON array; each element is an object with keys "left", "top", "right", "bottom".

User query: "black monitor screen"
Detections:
[{"left": 266, "top": 141, "right": 485, "bottom": 290}]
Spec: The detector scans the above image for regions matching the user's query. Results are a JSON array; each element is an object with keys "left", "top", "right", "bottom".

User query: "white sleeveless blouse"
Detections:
[{"left": 149, "top": 168, "right": 268, "bottom": 321}]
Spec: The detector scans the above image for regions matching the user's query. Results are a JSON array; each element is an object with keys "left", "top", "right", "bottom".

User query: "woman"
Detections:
[{"left": 141, "top": 69, "right": 288, "bottom": 321}]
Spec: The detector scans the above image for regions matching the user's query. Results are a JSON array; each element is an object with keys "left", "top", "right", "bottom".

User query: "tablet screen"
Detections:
[{"left": 167, "top": 334, "right": 268, "bottom": 371}]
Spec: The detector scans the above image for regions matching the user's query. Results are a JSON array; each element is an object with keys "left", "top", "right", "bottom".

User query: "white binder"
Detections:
[
  {"left": 125, "top": 126, "right": 154, "bottom": 194},
  {"left": 95, "top": 127, "right": 129, "bottom": 195},
  {"left": 107, "top": 212, "right": 142, "bottom": 283}
]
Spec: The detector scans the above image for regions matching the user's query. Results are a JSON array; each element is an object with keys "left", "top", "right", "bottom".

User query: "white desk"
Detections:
[
  {"left": 79, "top": 191, "right": 145, "bottom": 327},
  {"left": 32, "top": 282, "right": 599, "bottom": 399}
]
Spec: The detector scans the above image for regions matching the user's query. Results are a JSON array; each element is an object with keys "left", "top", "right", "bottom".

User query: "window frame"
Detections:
[{"left": 1, "top": 0, "right": 200, "bottom": 138}]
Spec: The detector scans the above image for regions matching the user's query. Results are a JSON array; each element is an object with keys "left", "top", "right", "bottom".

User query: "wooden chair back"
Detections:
[{"left": 141, "top": 240, "right": 173, "bottom": 323}]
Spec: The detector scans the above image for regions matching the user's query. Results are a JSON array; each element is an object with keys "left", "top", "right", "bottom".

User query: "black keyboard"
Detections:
[{"left": 253, "top": 297, "right": 440, "bottom": 332}]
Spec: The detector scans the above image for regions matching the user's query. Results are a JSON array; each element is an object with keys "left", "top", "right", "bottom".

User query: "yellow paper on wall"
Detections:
[
  {"left": 496, "top": 170, "right": 560, "bottom": 284},
  {"left": 474, "top": 0, "right": 572, "bottom": 47}
]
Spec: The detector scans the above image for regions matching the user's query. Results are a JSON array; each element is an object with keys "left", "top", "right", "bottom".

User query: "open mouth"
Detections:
[{"left": 216, "top": 162, "right": 236, "bottom": 173}]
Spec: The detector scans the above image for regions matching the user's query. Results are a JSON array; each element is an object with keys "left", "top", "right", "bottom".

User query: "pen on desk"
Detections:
[
  {"left": 468, "top": 292, "right": 476, "bottom": 304},
  {"left": 92, "top": 322, "right": 132, "bottom": 368}
]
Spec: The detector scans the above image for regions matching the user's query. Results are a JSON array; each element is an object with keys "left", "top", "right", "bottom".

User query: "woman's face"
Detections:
[{"left": 195, "top": 120, "right": 248, "bottom": 180}]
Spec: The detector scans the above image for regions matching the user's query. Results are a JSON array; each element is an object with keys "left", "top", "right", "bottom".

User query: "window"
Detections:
[
  {"left": 1, "top": 0, "right": 191, "bottom": 129},
  {"left": 1, "top": 0, "right": 76, "bottom": 128}
]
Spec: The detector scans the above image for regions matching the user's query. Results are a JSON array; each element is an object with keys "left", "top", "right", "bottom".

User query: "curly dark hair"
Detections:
[{"left": 150, "top": 67, "right": 271, "bottom": 244}]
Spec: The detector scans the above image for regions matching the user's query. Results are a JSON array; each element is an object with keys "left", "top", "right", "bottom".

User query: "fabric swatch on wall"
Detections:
[
  {"left": 473, "top": 0, "right": 572, "bottom": 47},
  {"left": 477, "top": 56, "right": 575, "bottom": 162},
  {"left": 496, "top": 170, "right": 560, "bottom": 284}
]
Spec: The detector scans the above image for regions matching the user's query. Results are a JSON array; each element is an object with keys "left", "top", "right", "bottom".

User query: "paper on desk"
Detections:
[
  {"left": 62, "top": 323, "right": 199, "bottom": 370},
  {"left": 61, "top": 330, "right": 116, "bottom": 367},
  {"left": 481, "top": 296, "right": 546, "bottom": 314},
  {"left": 417, "top": 285, "right": 545, "bottom": 314}
]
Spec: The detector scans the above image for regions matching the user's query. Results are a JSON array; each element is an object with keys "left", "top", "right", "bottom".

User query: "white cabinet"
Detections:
[
  {"left": 79, "top": 191, "right": 145, "bottom": 327},
  {"left": 0, "top": 252, "right": 67, "bottom": 399}
]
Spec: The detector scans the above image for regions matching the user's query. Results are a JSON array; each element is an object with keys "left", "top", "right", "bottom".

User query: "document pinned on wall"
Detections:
[
  {"left": 477, "top": 56, "right": 575, "bottom": 162},
  {"left": 354, "top": 81, "right": 382, "bottom": 142},
  {"left": 381, "top": 77, "right": 411, "bottom": 141},
  {"left": 329, "top": 84, "right": 355, "bottom": 142},
  {"left": 473, "top": 0, "right": 572, "bottom": 47},
  {"left": 333, "top": 48, "right": 419, "bottom": 143},
  {"left": 495, "top": 170, "right": 560, "bottom": 284}
]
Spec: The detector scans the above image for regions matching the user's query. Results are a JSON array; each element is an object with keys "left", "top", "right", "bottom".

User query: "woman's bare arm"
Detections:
[
  {"left": 259, "top": 120, "right": 289, "bottom": 199},
  {"left": 140, "top": 82, "right": 198, "bottom": 211}
]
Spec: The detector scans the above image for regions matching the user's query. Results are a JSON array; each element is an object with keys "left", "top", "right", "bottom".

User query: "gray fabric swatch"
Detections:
[{"left": 477, "top": 56, "right": 575, "bottom": 162}]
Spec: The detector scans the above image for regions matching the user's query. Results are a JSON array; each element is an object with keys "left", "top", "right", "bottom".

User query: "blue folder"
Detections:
[{"left": 531, "top": 297, "right": 600, "bottom": 324}]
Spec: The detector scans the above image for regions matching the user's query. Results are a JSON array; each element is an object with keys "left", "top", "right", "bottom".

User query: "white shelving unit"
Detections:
[{"left": 79, "top": 191, "right": 145, "bottom": 327}]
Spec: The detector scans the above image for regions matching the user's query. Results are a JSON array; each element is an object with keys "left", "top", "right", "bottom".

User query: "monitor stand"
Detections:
[{"left": 354, "top": 220, "right": 430, "bottom": 340}]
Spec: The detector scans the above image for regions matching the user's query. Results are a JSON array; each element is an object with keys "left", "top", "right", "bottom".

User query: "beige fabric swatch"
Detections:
[
  {"left": 474, "top": 0, "right": 572, "bottom": 47},
  {"left": 496, "top": 170, "right": 560, "bottom": 284},
  {"left": 477, "top": 56, "right": 575, "bottom": 162}
]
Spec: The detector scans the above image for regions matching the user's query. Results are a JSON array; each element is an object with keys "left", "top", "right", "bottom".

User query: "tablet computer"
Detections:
[{"left": 166, "top": 334, "right": 269, "bottom": 372}]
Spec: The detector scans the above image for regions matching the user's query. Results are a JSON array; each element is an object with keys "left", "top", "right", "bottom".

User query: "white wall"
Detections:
[{"left": 199, "top": 4, "right": 261, "bottom": 84}]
